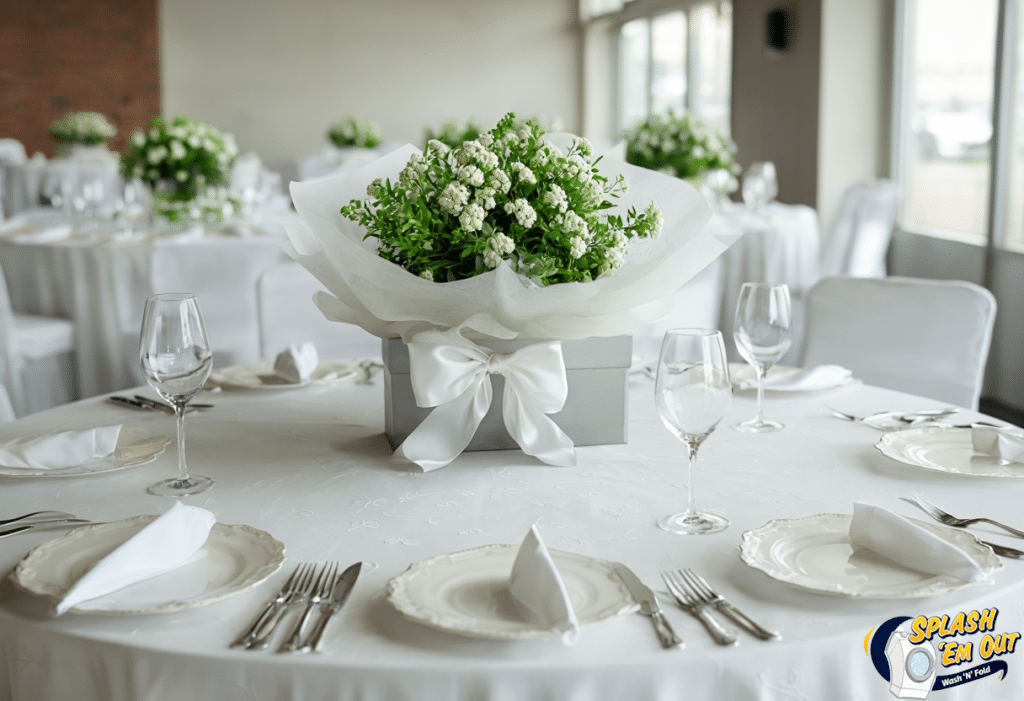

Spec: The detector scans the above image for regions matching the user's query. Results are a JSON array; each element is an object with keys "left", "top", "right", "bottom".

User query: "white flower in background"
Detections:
[
  {"left": 176, "top": 170, "right": 188, "bottom": 182},
  {"left": 606, "top": 246, "right": 625, "bottom": 268},
  {"left": 568, "top": 235, "right": 587, "bottom": 259},
  {"left": 543, "top": 185, "right": 568, "bottom": 213},
  {"left": 574, "top": 137, "right": 593, "bottom": 158},
  {"left": 170, "top": 141, "right": 186, "bottom": 161},
  {"left": 131, "top": 131, "right": 146, "bottom": 147},
  {"left": 489, "top": 169, "right": 511, "bottom": 194},
  {"left": 475, "top": 149, "right": 499, "bottom": 171},
  {"left": 615, "top": 173, "right": 628, "bottom": 192},
  {"left": 438, "top": 182, "right": 470, "bottom": 216},
  {"left": 474, "top": 186, "right": 497, "bottom": 210},
  {"left": 478, "top": 133, "right": 494, "bottom": 148},
  {"left": 488, "top": 231, "right": 515, "bottom": 255},
  {"left": 188, "top": 135, "right": 201, "bottom": 148},
  {"left": 426, "top": 139, "right": 450, "bottom": 154},
  {"left": 504, "top": 198, "right": 537, "bottom": 228},
  {"left": 459, "top": 203, "right": 485, "bottom": 232},
  {"left": 562, "top": 210, "right": 586, "bottom": 235},
  {"left": 149, "top": 128, "right": 159, "bottom": 140},
  {"left": 510, "top": 162, "right": 536, "bottom": 185},
  {"left": 458, "top": 164, "right": 485, "bottom": 187},
  {"left": 458, "top": 140, "right": 485, "bottom": 165},
  {"left": 147, "top": 146, "right": 167, "bottom": 164},
  {"left": 583, "top": 179, "right": 603, "bottom": 204},
  {"left": 367, "top": 178, "right": 384, "bottom": 198}
]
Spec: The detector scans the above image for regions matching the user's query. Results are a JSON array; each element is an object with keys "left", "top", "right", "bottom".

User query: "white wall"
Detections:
[{"left": 159, "top": 0, "right": 580, "bottom": 163}]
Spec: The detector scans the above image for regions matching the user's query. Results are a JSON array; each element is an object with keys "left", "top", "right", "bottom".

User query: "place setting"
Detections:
[{"left": 205, "top": 342, "right": 375, "bottom": 391}]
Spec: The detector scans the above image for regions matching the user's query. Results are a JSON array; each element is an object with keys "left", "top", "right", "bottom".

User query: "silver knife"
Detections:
[
  {"left": 300, "top": 562, "right": 362, "bottom": 653},
  {"left": 613, "top": 563, "right": 683, "bottom": 649}
]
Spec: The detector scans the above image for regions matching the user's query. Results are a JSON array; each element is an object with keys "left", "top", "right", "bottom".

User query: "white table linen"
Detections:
[
  {"left": 0, "top": 376, "right": 1021, "bottom": 700},
  {"left": 0, "top": 230, "right": 290, "bottom": 397},
  {"left": 1, "top": 155, "right": 121, "bottom": 219}
]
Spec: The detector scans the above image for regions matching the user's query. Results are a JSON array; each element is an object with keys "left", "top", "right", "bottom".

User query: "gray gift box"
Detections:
[{"left": 382, "top": 335, "right": 633, "bottom": 452}]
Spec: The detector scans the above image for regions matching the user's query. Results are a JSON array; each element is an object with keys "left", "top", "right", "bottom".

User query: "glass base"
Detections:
[
  {"left": 148, "top": 475, "right": 214, "bottom": 497},
  {"left": 658, "top": 510, "right": 729, "bottom": 535},
  {"left": 733, "top": 417, "right": 785, "bottom": 433}
]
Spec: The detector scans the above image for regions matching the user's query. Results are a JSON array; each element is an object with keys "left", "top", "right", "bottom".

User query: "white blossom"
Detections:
[
  {"left": 458, "top": 164, "right": 485, "bottom": 187},
  {"left": 176, "top": 170, "right": 188, "bottom": 182},
  {"left": 543, "top": 185, "right": 568, "bottom": 213},
  {"left": 438, "top": 182, "right": 470, "bottom": 215},
  {"left": 488, "top": 232, "right": 515, "bottom": 255},
  {"left": 419, "top": 269, "right": 434, "bottom": 281},
  {"left": 568, "top": 235, "right": 587, "bottom": 259},
  {"left": 510, "top": 162, "right": 536, "bottom": 185},
  {"left": 489, "top": 169, "right": 511, "bottom": 194},
  {"left": 483, "top": 249, "right": 502, "bottom": 268},
  {"left": 474, "top": 186, "right": 497, "bottom": 210},
  {"left": 459, "top": 203, "right": 485, "bottom": 232},
  {"left": 504, "top": 198, "right": 537, "bottom": 228},
  {"left": 131, "top": 131, "right": 146, "bottom": 147}
]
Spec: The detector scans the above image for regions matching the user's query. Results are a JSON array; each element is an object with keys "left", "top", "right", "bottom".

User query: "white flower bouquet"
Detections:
[
  {"left": 50, "top": 111, "right": 117, "bottom": 146},
  {"left": 328, "top": 117, "right": 384, "bottom": 149},
  {"left": 286, "top": 113, "right": 733, "bottom": 469},
  {"left": 624, "top": 110, "right": 738, "bottom": 188},
  {"left": 121, "top": 115, "right": 239, "bottom": 224}
]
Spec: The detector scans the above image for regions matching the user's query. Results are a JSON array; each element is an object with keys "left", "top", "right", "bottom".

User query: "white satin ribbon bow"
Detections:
[{"left": 395, "top": 341, "right": 577, "bottom": 471}]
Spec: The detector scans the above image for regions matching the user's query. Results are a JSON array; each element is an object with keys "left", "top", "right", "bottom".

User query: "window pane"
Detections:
[
  {"left": 619, "top": 18, "right": 650, "bottom": 129},
  {"left": 901, "top": 0, "right": 997, "bottom": 240},
  {"left": 1003, "top": 5, "right": 1024, "bottom": 251},
  {"left": 650, "top": 11, "right": 687, "bottom": 115},
  {"left": 689, "top": 2, "right": 732, "bottom": 133}
]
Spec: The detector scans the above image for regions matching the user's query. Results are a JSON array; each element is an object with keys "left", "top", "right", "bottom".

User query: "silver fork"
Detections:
[
  {"left": 677, "top": 569, "right": 780, "bottom": 641},
  {"left": 231, "top": 563, "right": 312, "bottom": 649},
  {"left": 246, "top": 563, "right": 318, "bottom": 650},
  {"left": 281, "top": 562, "right": 338, "bottom": 653},
  {"left": 661, "top": 571, "right": 737, "bottom": 646},
  {"left": 902, "top": 492, "right": 1024, "bottom": 539}
]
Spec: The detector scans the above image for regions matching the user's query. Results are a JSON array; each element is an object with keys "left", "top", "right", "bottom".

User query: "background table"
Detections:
[{"left": 0, "top": 373, "right": 1020, "bottom": 700}]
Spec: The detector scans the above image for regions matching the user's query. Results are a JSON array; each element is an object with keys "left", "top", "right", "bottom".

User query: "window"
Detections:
[
  {"left": 614, "top": 2, "right": 732, "bottom": 135},
  {"left": 894, "top": 0, "right": 1024, "bottom": 251}
]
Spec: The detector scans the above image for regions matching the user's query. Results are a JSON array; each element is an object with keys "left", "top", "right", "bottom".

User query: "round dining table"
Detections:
[{"left": 0, "top": 366, "right": 1022, "bottom": 701}]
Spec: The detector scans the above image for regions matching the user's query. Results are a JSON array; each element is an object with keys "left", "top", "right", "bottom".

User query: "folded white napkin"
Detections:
[
  {"left": 972, "top": 426, "right": 1024, "bottom": 464},
  {"left": 274, "top": 342, "right": 319, "bottom": 383},
  {"left": 0, "top": 425, "right": 122, "bottom": 471},
  {"left": 56, "top": 502, "right": 216, "bottom": 615},
  {"left": 849, "top": 503, "right": 989, "bottom": 584},
  {"left": 508, "top": 525, "right": 580, "bottom": 646},
  {"left": 739, "top": 364, "right": 852, "bottom": 391},
  {"left": 12, "top": 223, "right": 73, "bottom": 244}
]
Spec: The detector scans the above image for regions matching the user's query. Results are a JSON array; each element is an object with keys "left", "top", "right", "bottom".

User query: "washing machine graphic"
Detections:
[{"left": 885, "top": 630, "right": 937, "bottom": 699}]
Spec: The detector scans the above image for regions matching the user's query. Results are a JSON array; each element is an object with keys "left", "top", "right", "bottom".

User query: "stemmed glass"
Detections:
[
  {"left": 655, "top": 329, "right": 732, "bottom": 535},
  {"left": 741, "top": 162, "right": 778, "bottom": 210},
  {"left": 139, "top": 293, "right": 214, "bottom": 496},
  {"left": 733, "top": 282, "right": 792, "bottom": 433}
]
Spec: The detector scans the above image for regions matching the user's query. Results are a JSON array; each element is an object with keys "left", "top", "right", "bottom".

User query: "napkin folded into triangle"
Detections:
[
  {"left": 274, "top": 342, "right": 319, "bottom": 383},
  {"left": 740, "top": 364, "right": 852, "bottom": 391},
  {"left": 508, "top": 525, "right": 581, "bottom": 646},
  {"left": 0, "top": 425, "right": 122, "bottom": 470},
  {"left": 972, "top": 426, "right": 1024, "bottom": 464},
  {"left": 56, "top": 502, "right": 216, "bottom": 615},
  {"left": 849, "top": 503, "right": 989, "bottom": 584}
]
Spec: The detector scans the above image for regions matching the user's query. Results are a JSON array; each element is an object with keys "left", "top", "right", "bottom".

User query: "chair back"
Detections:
[
  {"left": 821, "top": 179, "right": 899, "bottom": 278},
  {"left": 256, "top": 261, "right": 381, "bottom": 361},
  {"left": 801, "top": 276, "right": 996, "bottom": 409},
  {"left": 0, "top": 139, "right": 26, "bottom": 164}
]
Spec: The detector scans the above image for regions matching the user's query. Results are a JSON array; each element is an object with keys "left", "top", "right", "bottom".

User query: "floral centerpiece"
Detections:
[
  {"left": 623, "top": 110, "right": 739, "bottom": 195},
  {"left": 285, "top": 112, "right": 731, "bottom": 470},
  {"left": 424, "top": 118, "right": 484, "bottom": 150},
  {"left": 50, "top": 112, "right": 117, "bottom": 158},
  {"left": 121, "top": 115, "right": 238, "bottom": 224},
  {"left": 328, "top": 117, "right": 384, "bottom": 149}
]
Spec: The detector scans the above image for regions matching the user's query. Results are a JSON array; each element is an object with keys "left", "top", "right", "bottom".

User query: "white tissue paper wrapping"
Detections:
[
  {"left": 849, "top": 503, "right": 989, "bottom": 584},
  {"left": 56, "top": 502, "right": 216, "bottom": 614},
  {"left": 283, "top": 136, "right": 736, "bottom": 469},
  {"left": 0, "top": 425, "right": 122, "bottom": 470},
  {"left": 509, "top": 524, "right": 580, "bottom": 646},
  {"left": 274, "top": 342, "right": 319, "bottom": 383},
  {"left": 972, "top": 426, "right": 1024, "bottom": 464}
]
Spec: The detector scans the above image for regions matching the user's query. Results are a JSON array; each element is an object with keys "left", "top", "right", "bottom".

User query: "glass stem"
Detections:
[
  {"left": 754, "top": 364, "right": 766, "bottom": 424},
  {"left": 175, "top": 403, "right": 190, "bottom": 487},
  {"left": 683, "top": 433, "right": 707, "bottom": 516}
]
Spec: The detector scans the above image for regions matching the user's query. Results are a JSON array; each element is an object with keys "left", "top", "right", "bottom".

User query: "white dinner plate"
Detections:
[
  {"left": 387, "top": 544, "right": 637, "bottom": 639},
  {"left": 729, "top": 363, "right": 859, "bottom": 392},
  {"left": 876, "top": 426, "right": 1024, "bottom": 478},
  {"left": 12, "top": 516, "right": 285, "bottom": 614},
  {"left": 739, "top": 513, "right": 1002, "bottom": 599},
  {"left": 206, "top": 361, "right": 357, "bottom": 390},
  {"left": 0, "top": 427, "right": 170, "bottom": 478}
]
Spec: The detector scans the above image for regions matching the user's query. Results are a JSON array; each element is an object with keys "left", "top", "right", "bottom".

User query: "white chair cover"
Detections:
[
  {"left": 820, "top": 179, "right": 899, "bottom": 278},
  {"left": 256, "top": 261, "right": 381, "bottom": 361},
  {"left": 0, "top": 382, "right": 15, "bottom": 424},
  {"left": 0, "top": 139, "right": 27, "bottom": 164},
  {"left": 801, "top": 276, "right": 996, "bottom": 409}
]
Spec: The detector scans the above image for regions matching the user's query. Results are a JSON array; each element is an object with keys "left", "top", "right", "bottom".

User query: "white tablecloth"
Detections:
[
  {"left": 0, "top": 232, "right": 288, "bottom": 397},
  {"left": 0, "top": 374, "right": 1021, "bottom": 700},
  {"left": 1, "top": 156, "right": 121, "bottom": 219}
]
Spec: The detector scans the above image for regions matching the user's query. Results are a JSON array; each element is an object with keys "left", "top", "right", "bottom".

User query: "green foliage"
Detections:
[
  {"left": 50, "top": 112, "right": 116, "bottom": 146},
  {"left": 328, "top": 117, "right": 384, "bottom": 148},
  {"left": 623, "top": 110, "right": 738, "bottom": 183}
]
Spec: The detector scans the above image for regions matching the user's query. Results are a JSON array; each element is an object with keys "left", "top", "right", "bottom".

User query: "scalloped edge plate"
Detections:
[
  {"left": 739, "top": 513, "right": 1002, "bottom": 599},
  {"left": 876, "top": 426, "right": 1024, "bottom": 478},
  {"left": 12, "top": 516, "right": 285, "bottom": 614},
  {"left": 0, "top": 427, "right": 170, "bottom": 478},
  {"left": 387, "top": 544, "right": 638, "bottom": 639}
]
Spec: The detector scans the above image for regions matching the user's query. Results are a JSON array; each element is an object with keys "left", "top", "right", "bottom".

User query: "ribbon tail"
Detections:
[
  {"left": 502, "top": 386, "right": 577, "bottom": 467},
  {"left": 396, "top": 377, "right": 492, "bottom": 471}
]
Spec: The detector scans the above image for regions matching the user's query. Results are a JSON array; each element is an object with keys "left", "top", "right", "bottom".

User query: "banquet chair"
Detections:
[
  {"left": 0, "top": 139, "right": 26, "bottom": 164},
  {"left": 256, "top": 261, "right": 381, "bottom": 361},
  {"left": 801, "top": 276, "right": 996, "bottom": 409},
  {"left": 0, "top": 265, "right": 77, "bottom": 417},
  {"left": 820, "top": 179, "right": 899, "bottom": 278}
]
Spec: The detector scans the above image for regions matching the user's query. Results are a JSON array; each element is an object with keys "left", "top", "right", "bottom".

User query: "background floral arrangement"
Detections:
[
  {"left": 49, "top": 111, "right": 117, "bottom": 146},
  {"left": 328, "top": 116, "right": 384, "bottom": 149},
  {"left": 623, "top": 110, "right": 738, "bottom": 185},
  {"left": 121, "top": 115, "right": 238, "bottom": 223},
  {"left": 424, "top": 118, "right": 484, "bottom": 150},
  {"left": 342, "top": 112, "right": 662, "bottom": 286}
]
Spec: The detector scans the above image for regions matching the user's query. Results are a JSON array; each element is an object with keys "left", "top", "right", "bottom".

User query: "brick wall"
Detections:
[{"left": 0, "top": 0, "right": 160, "bottom": 158}]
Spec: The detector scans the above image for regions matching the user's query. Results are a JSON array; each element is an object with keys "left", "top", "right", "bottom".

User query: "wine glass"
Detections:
[
  {"left": 139, "top": 293, "right": 214, "bottom": 496},
  {"left": 733, "top": 282, "right": 792, "bottom": 433},
  {"left": 742, "top": 161, "right": 778, "bottom": 210},
  {"left": 655, "top": 329, "right": 732, "bottom": 535}
]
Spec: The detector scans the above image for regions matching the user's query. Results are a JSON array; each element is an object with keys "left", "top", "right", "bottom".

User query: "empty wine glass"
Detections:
[
  {"left": 742, "top": 161, "right": 778, "bottom": 210},
  {"left": 139, "top": 293, "right": 214, "bottom": 496},
  {"left": 733, "top": 283, "right": 792, "bottom": 433},
  {"left": 655, "top": 329, "right": 732, "bottom": 535}
]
